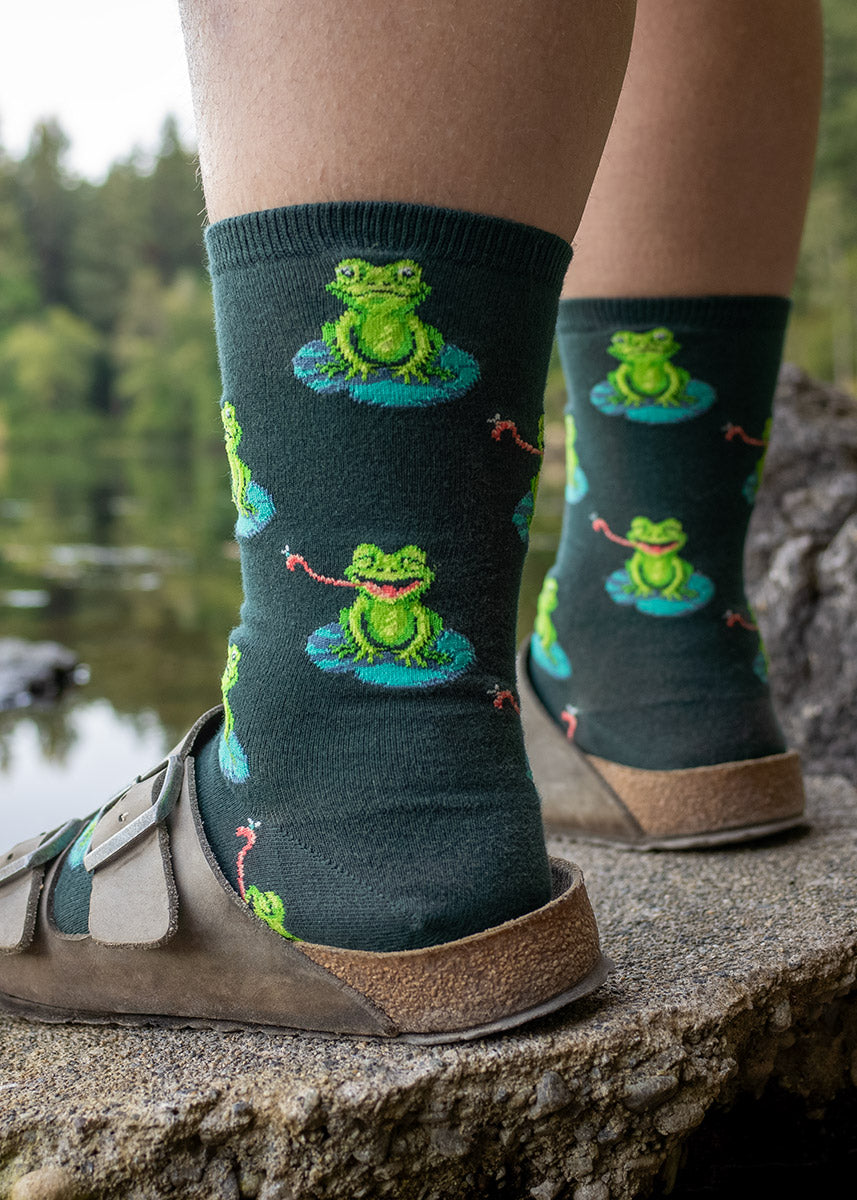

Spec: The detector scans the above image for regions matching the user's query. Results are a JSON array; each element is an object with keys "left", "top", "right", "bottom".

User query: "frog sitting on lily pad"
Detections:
[
  {"left": 591, "top": 328, "right": 715, "bottom": 424},
  {"left": 292, "top": 259, "right": 480, "bottom": 407},
  {"left": 285, "top": 543, "right": 475, "bottom": 688}
]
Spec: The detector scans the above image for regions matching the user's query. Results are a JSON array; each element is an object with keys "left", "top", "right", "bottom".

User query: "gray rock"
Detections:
[
  {"left": 747, "top": 366, "right": 857, "bottom": 778},
  {"left": 2, "top": 775, "right": 856, "bottom": 1199},
  {"left": 622, "top": 1074, "right": 678, "bottom": 1113},
  {"left": 530, "top": 1070, "right": 573, "bottom": 1118},
  {"left": 0, "top": 637, "right": 85, "bottom": 710}
]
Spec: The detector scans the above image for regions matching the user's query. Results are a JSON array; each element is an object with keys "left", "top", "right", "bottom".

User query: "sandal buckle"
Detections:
[
  {"left": 0, "top": 819, "right": 83, "bottom": 888},
  {"left": 83, "top": 755, "right": 184, "bottom": 873}
]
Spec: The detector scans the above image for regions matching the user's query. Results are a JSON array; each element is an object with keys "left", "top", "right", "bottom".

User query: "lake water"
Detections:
[{"left": 0, "top": 379, "right": 567, "bottom": 844}]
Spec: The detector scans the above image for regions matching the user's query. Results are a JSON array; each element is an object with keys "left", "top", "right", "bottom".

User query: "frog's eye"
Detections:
[
  {"left": 398, "top": 265, "right": 415, "bottom": 279},
  {"left": 652, "top": 329, "right": 669, "bottom": 341},
  {"left": 338, "top": 265, "right": 355, "bottom": 278}
]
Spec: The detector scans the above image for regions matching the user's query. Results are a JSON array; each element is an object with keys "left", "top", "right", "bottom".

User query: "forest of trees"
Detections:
[
  {"left": 1, "top": 0, "right": 857, "bottom": 456},
  {"left": 0, "top": 116, "right": 219, "bottom": 452}
]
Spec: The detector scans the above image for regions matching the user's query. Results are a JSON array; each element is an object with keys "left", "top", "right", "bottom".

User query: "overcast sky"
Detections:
[{"left": 1, "top": 0, "right": 197, "bottom": 179}]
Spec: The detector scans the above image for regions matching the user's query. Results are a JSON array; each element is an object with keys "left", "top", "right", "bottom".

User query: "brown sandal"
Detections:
[
  {"left": 0, "top": 708, "right": 611, "bottom": 1043},
  {"left": 519, "top": 640, "right": 806, "bottom": 850}
]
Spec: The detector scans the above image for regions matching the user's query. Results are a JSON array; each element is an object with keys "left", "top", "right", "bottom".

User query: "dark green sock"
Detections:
[
  {"left": 54, "top": 201, "right": 568, "bottom": 950},
  {"left": 530, "top": 295, "right": 790, "bottom": 770}
]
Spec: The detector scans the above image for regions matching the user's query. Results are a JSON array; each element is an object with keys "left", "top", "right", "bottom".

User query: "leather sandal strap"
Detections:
[
  {"left": 0, "top": 822, "right": 82, "bottom": 953},
  {"left": 82, "top": 756, "right": 182, "bottom": 873},
  {"left": 83, "top": 707, "right": 223, "bottom": 948}
]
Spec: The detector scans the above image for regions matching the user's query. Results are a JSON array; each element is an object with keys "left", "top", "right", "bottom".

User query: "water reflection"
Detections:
[
  {"left": 0, "top": 363, "right": 567, "bottom": 819},
  {"left": 0, "top": 700, "right": 166, "bottom": 843}
]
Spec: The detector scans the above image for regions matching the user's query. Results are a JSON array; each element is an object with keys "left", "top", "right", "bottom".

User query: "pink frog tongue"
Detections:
[{"left": 362, "top": 578, "right": 420, "bottom": 599}]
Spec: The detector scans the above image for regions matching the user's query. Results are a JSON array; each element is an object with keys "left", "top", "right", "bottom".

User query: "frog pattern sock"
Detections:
[
  {"left": 52, "top": 202, "right": 566, "bottom": 948},
  {"left": 564, "top": 413, "right": 589, "bottom": 504},
  {"left": 593, "top": 514, "right": 714, "bottom": 617},
  {"left": 27, "top": 198, "right": 582, "bottom": 960},
  {"left": 529, "top": 295, "right": 792, "bottom": 772},
  {"left": 219, "top": 642, "right": 249, "bottom": 783}
]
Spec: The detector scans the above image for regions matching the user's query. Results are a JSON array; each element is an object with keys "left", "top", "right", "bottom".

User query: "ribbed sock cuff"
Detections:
[
  {"left": 205, "top": 200, "right": 572, "bottom": 287},
  {"left": 558, "top": 294, "right": 791, "bottom": 335}
]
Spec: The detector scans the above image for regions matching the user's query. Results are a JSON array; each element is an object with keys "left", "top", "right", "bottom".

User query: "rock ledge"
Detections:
[{"left": 1, "top": 776, "right": 856, "bottom": 1200}]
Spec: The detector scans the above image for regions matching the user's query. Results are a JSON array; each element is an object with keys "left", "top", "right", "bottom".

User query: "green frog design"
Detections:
[
  {"left": 220, "top": 400, "right": 275, "bottom": 538},
  {"left": 222, "top": 401, "right": 250, "bottom": 512},
  {"left": 534, "top": 575, "right": 559, "bottom": 656},
  {"left": 321, "top": 259, "right": 451, "bottom": 384},
  {"left": 624, "top": 516, "right": 696, "bottom": 600},
  {"left": 607, "top": 328, "right": 691, "bottom": 407},
  {"left": 219, "top": 642, "right": 249, "bottom": 782},
  {"left": 530, "top": 573, "right": 572, "bottom": 677},
  {"left": 334, "top": 544, "right": 450, "bottom": 666}
]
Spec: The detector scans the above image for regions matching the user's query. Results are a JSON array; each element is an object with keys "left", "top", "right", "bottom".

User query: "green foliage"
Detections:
[
  {"left": 788, "top": 0, "right": 857, "bottom": 387},
  {"left": 0, "top": 306, "right": 102, "bottom": 441},
  {"left": 114, "top": 269, "right": 220, "bottom": 444},
  {"left": 15, "top": 120, "right": 77, "bottom": 307},
  {"left": 0, "top": 163, "right": 40, "bottom": 331},
  {"left": 0, "top": 113, "right": 216, "bottom": 452}
]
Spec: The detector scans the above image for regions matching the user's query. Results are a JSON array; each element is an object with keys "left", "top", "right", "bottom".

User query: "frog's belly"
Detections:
[
  {"left": 355, "top": 316, "right": 414, "bottom": 365},
  {"left": 640, "top": 558, "right": 675, "bottom": 589},
  {"left": 365, "top": 606, "right": 415, "bottom": 648},
  {"left": 632, "top": 366, "right": 669, "bottom": 395}
]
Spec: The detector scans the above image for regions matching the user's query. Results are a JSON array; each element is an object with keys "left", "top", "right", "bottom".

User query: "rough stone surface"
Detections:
[
  {"left": 1, "top": 776, "right": 856, "bottom": 1199},
  {"left": 0, "top": 639, "right": 84, "bottom": 711},
  {"left": 747, "top": 365, "right": 857, "bottom": 779}
]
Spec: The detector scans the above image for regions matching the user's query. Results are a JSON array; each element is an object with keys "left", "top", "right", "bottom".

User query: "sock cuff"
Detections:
[
  {"left": 557, "top": 294, "right": 791, "bottom": 334},
  {"left": 205, "top": 201, "right": 572, "bottom": 287}
]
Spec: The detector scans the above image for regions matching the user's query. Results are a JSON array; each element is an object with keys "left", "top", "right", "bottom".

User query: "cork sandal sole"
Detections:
[
  {"left": 518, "top": 641, "right": 806, "bottom": 850},
  {"left": 0, "top": 708, "right": 611, "bottom": 1042}
]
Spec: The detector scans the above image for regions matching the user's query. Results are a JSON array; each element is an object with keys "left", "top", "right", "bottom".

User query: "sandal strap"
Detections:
[
  {"left": 82, "top": 755, "right": 182, "bottom": 873},
  {"left": 83, "top": 708, "right": 222, "bottom": 948},
  {"left": 0, "top": 822, "right": 83, "bottom": 953}
]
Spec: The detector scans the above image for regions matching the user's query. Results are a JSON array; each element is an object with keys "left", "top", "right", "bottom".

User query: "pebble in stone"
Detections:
[
  {"left": 654, "top": 1100, "right": 706, "bottom": 1137},
  {"left": 529, "top": 1179, "right": 563, "bottom": 1200},
  {"left": 621, "top": 1074, "right": 679, "bottom": 1113},
  {"left": 430, "top": 1125, "right": 471, "bottom": 1157},
  {"left": 202, "top": 1159, "right": 240, "bottom": 1199},
  {"left": 574, "top": 1182, "right": 610, "bottom": 1200},
  {"left": 9, "top": 1167, "right": 83, "bottom": 1200},
  {"left": 530, "top": 1070, "right": 573, "bottom": 1118},
  {"left": 258, "top": 1181, "right": 295, "bottom": 1200},
  {"left": 198, "top": 1099, "right": 255, "bottom": 1144}
]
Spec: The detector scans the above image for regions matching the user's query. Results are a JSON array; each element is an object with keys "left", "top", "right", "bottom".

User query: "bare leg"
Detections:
[
  {"left": 180, "top": 0, "right": 635, "bottom": 239},
  {"left": 565, "top": 0, "right": 823, "bottom": 297}
]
